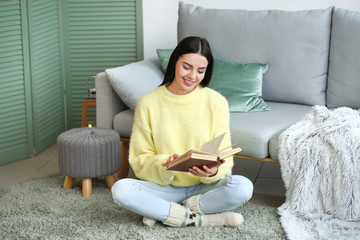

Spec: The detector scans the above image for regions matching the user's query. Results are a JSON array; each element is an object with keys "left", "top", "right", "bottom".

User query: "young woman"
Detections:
[{"left": 111, "top": 36, "right": 253, "bottom": 228}]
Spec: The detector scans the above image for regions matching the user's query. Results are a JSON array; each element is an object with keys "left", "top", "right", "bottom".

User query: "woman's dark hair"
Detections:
[{"left": 160, "top": 36, "right": 214, "bottom": 87}]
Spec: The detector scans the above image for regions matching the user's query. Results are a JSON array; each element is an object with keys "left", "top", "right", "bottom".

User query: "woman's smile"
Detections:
[{"left": 183, "top": 78, "right": 196, "bottom": 86}]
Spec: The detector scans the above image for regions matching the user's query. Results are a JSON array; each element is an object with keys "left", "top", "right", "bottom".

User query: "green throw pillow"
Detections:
[
  {"left": 210, "top": 59, "right": 270, "bottom": 112},
  {"left": 156, "top": 48, "right": 173, "bottom": 72},
  {"left": 156, "top": 48, "right": 270, "bottom": 112}
]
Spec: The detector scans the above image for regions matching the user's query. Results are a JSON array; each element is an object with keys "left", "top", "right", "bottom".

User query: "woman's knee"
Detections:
[
  {"left": 229, "top": 175, "right": 254, "bottom": 203},
  {"left": 111, "top": 178, "right": 138, "bottom": 208}
]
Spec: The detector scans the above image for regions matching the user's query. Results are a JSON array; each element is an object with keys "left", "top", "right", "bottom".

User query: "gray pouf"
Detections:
[{"left": 57, "top": 128, "right": 120, "bottom": 196}]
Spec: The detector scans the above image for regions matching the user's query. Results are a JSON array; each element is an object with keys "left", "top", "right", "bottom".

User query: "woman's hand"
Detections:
[
  {"left": 188, "top": 164, "right": 220, "bottom": 177},
  {"left": 162, "top": 154, "right": 180, "bottom": 168},
  {"left": 162, "top": 154, "right": 222, "bottom": 177}
]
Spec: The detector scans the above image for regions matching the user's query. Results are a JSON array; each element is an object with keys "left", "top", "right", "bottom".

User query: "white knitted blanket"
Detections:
[{"left": 277, "top": 106, "right": 360, "bottom": 240}]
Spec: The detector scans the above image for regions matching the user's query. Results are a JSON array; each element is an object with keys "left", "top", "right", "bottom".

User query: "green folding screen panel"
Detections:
[
  {"left": 62, "top": 0, "right": 143, "bottom": 128},
  {"left": 0, "top": 0, "right": 33, "bottom": 164},
  {"left": 28, "top": 0, "right": 65, "bottom": 154},
  {"left": 0, "top": 0, "right": 143, "bottom": 164}
]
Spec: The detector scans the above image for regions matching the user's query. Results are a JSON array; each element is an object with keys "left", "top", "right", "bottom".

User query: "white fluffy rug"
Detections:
[{"left": 278, "top": 106, "right": 360, "bottom": 239}]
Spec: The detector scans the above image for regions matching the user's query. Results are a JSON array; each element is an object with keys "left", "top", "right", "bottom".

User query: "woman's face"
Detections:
[{"left": 167, "top": 53, "right": 208, "bottom": 95}]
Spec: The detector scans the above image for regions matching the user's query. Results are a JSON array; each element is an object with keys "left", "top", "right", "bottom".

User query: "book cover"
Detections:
[{"left": 167, "top": 133, "right": 242, "bottom": 172}]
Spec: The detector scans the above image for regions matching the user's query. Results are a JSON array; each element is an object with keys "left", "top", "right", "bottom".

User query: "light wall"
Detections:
[{"left": 142, "top": 0, "right": 360, "bottom": 58}]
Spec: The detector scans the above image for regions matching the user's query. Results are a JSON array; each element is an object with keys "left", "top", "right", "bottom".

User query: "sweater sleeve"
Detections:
[
  {"left": 129, "top": 98, "right": 177, "bottom": 186},
  {"left": 200, "top": 94, "right": 234, "bottom": 184}
]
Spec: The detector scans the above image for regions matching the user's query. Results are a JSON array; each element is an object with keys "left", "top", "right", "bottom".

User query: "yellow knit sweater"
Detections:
[{"left": 129, "top": 85, "right": 234, "bottom": 187}]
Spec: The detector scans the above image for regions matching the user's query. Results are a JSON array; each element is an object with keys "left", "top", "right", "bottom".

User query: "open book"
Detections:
[{"left": 167, "top": 133, "right": 242, "bottom": 172}]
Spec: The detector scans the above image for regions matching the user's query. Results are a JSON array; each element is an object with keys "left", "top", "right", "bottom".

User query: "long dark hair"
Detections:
[{"left": 160, "top": 36, "right": 214, "bottom": 87}]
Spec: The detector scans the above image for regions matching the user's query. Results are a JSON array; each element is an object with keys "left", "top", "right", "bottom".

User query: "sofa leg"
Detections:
[{"left": 116, "top": 138, "right": 130, "bottom": 178}]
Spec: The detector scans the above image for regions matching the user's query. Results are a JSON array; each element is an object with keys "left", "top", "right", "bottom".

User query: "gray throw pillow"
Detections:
[
  {"left": 178, "top": 2, "right": 333, "bottom": 106},
  {"left": 106, "top": 58, "right": 164, "bottom": 111}
]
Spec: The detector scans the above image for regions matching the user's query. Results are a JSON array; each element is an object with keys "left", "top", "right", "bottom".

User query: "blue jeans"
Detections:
[{"left": 111, "top": 175, "right": 253, "bottom": 221}]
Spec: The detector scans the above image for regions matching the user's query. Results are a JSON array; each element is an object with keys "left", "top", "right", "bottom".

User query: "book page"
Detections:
[
  {"left": 218, "top": 147, "right": 242, "bottom": 160},
  {"left": 199, "top": 133, "right": 225, "bottom": 154}
]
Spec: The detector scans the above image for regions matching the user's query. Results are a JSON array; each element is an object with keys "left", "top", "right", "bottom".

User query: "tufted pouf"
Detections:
[{"left": 57, "top": 127, "right": 120, "bottom": 196}]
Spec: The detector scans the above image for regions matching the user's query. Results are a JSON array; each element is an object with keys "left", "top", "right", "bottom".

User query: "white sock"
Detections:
[
  {"left": 163, "top": 201, "right": 244, "bottom": 228},
  {"left": 142, "top": 194, "right": 202, "bottom": 228},
  {"left": 182, "top": 194, "right": 202, "bottom": 213},
  {"left": 202, "top": 211, "right": 244, "bottom": 227},
  {"left": 142, "top": 216, "right": 157, "bottom": 227}
]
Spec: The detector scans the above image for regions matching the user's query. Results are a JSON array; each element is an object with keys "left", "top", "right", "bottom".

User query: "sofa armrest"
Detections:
[{"left": 95, "top": 71, "right": 128, "bottom": 129}]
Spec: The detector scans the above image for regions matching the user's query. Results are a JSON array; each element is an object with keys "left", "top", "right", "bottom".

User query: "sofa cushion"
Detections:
[
  {"left": 157, "top": 48, "right": 270, "bottom": 112},
  {"left": 269, "top": 131, "right": 283, "bottom": 161},
  {"left": 106, "top": 58, "right": 164, "bottom": 111},
  {"left": 113, "top": 109, "right": 134, "bottom": 138},
  {"left": 112, "top": 102, "right": 312, "bottom": 159},
  {"left": 178, "top": 2, "right": 332, "bottom": 106},
  {"left": 230, "top": 102, "right": 312, "bottom": 159},
  {"left": 327, "top": 8, "right": 360, "bottom": 109}
]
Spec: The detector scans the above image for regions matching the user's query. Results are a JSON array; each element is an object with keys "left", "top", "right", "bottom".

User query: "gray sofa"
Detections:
[{"left": 96, "top": 2, "right": 360, "bottom": 177}]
